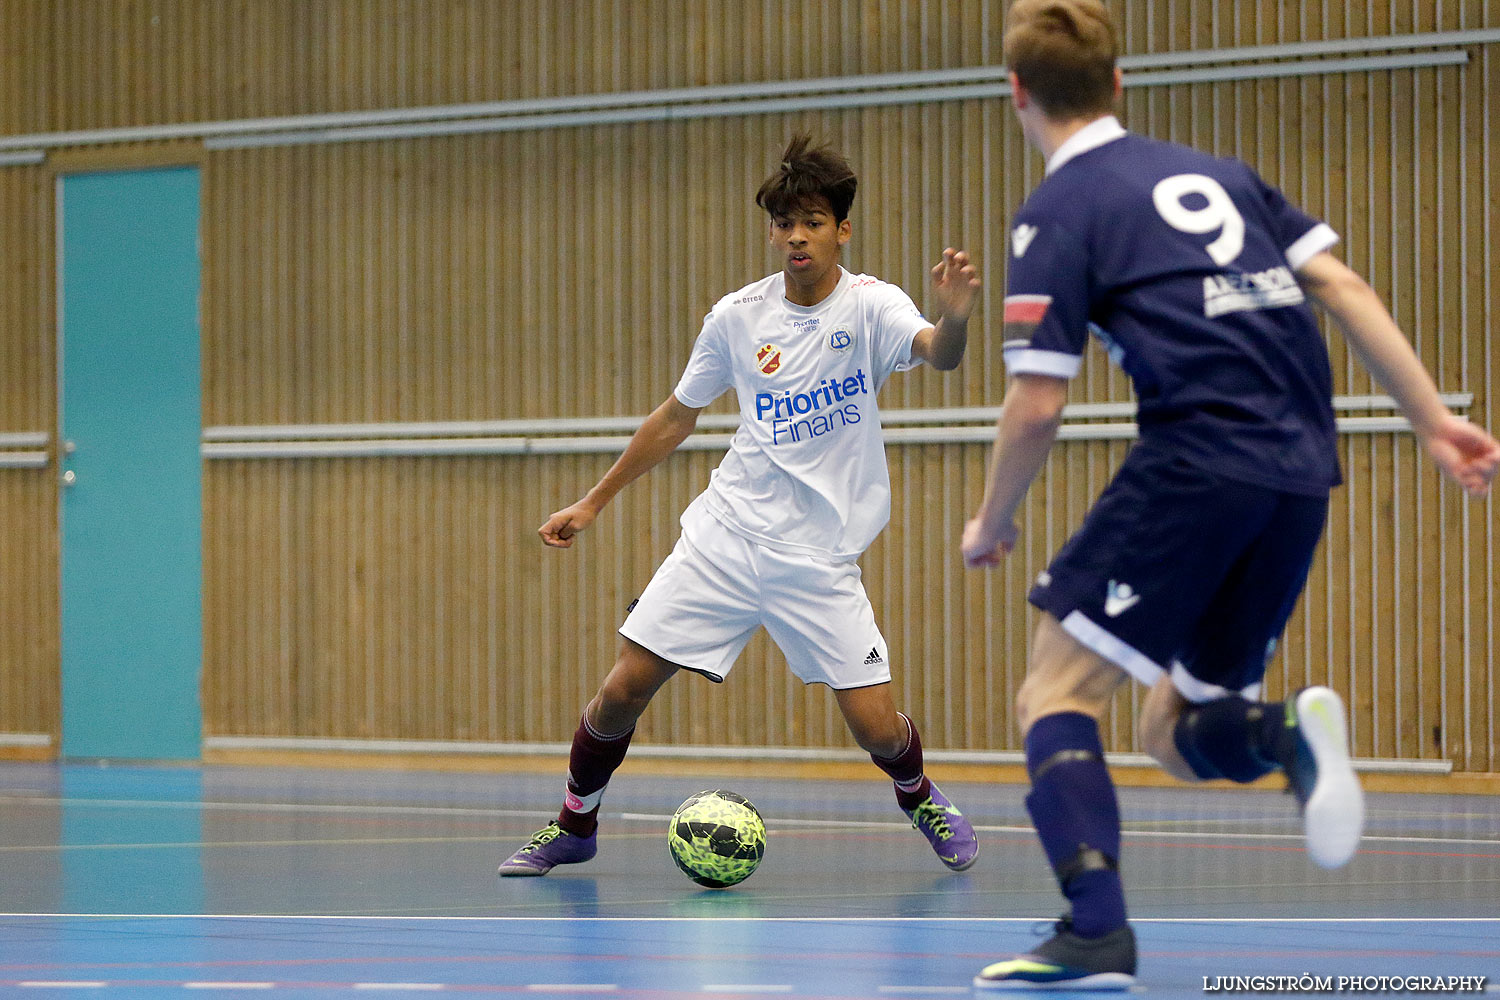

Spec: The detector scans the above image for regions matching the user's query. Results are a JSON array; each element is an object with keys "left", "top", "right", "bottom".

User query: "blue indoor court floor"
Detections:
[{"left": 0, "top": 761, "right": 1496, "bottom": 998}]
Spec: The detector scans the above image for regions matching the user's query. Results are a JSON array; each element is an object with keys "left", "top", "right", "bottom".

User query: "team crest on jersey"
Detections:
[
  {"left": 755, "top": 343, "right": 784, "bottom": 375},
  {"left": 827, "top": 327, "right": 853, "bottom": 352}
]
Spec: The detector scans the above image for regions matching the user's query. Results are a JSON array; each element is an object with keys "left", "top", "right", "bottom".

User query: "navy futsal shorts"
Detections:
[{"left": 1028, "top": 443, "right": 1329, "bottom": 702}]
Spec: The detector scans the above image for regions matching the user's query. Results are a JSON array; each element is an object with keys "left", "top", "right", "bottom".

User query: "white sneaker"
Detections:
[{"left": 1286, "top": 686, "right": 1364, "bottom": 868}]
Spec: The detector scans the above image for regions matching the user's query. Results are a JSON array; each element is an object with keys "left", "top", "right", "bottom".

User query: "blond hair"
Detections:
[{"left": 1003, "top": 0, "right": 1118, "bottom": 119}]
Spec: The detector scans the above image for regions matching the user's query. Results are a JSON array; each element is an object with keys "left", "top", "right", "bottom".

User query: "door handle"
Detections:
[{"left": 62, "top": 470, "right": 76, "bottom": 487}]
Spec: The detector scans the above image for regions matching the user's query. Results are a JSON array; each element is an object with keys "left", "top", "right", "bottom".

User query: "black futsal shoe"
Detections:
[{"left": 973, "top": 916, "right": 1136, "bottom": 991}]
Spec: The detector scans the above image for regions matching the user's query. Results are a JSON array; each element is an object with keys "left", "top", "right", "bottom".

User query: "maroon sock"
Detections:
[
  {"left": 870, "top": 712, "right": 932, "bottom": 810},
  {"left": 556, "top": 711, "right": 635, "bottom": 837}
]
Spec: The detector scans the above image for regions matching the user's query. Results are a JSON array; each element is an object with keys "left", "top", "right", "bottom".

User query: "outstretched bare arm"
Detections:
[
  {"left": 961, "top": 373, "right": 1069, "bottom": 567},
  {"left": 1298, "top": 251, "right": 1500, "bottom": 497},
  {"left": 538, "top": 394, "right": 704, "bottom": 547},
  {"left": 910, "top": 248, "right": 982, "bottom": 371}
]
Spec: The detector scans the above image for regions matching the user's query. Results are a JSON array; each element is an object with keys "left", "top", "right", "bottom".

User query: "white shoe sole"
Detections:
[
  {"left": 972, "top": 971, "right": 1135, "bottom": 991},
  {"left": 1296, "top": 686, "right": 1364, "bottom": 869}
]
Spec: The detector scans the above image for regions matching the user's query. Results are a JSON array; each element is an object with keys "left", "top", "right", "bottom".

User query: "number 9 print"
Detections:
[{"left": 1152, "top": 173, "right": 1246, "bottom": 266}]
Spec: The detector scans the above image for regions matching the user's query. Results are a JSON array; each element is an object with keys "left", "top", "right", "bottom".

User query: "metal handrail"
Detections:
[{"left": 0, "top": 29, "right": 1492, "bottom": 155}]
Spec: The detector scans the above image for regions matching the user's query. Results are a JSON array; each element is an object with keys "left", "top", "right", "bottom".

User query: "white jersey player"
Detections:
[{"left": 499, "top": 134, "right": 982, "bottom": 878}]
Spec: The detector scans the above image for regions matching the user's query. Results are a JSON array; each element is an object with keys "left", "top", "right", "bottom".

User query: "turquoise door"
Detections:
[{"left": 58, "top": 166, "right": 203, "bottom": 760}]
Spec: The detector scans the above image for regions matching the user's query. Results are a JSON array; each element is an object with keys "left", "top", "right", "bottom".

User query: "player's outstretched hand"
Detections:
[
  {"left": 539, "top": 501, "right": 599, "bottom": 548},
  {"left": 930, "top": 248, "right": 981, "bottom": 322},
  {"left": 961, "top": 515, "right": 1018, "bottom": 568},
  {"left": 1422, "top": 414, "right": 1500, "bottom": 497}
]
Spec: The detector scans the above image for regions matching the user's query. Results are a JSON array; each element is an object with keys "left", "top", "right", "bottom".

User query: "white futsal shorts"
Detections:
[{"left": 618, "top": 513, "right": 891, "bottom": 690}]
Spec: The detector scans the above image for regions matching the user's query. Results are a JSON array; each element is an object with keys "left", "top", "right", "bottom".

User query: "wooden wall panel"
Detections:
[
  {"left": 194, "top": 52, "right": 1500, "bottom": 768},
  {"left": 4, "top": 1, "right": 1499, "bottom": 770},
  {"left": 0, "top": 161, "right": 56, "bottom": 740}
]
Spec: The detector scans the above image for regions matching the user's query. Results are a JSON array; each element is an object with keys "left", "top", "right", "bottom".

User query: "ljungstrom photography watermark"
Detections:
[{"left": 1203, "top": 975, "right": 1490, "bottom": 994}]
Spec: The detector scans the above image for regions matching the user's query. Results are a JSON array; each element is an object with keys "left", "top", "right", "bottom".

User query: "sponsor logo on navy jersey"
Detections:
[
  {"left": 754, "top": 368, "right": 869, "bottom": 445},
  {"left": 1202, "top": 265, "right": 1305, "bottom": 318}
]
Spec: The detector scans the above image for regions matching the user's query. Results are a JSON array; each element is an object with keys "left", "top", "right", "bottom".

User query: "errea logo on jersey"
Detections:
[
  {"left": 1012, "top": 223, "right": 1039, "bottom": 258},
  {"left": 756, "top": 344, "right": 783, "bottom": 375}
]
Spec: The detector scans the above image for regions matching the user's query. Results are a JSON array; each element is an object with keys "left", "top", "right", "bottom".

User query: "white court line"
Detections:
[
  {"left": 183, "top": 984, "right": 275, "bottom": 990},
  {"left": 0, "top": 836, "right": 535, "bottom": 853},
  {"left": 630, "top": 813, "right": 1500, "bottom": 848},
  {"left": 0, "top": 917, "right": 1494, "bottom": 923},
  {"left": 16, "top": 983, "right": 106, "bottom": 989},
  {"left": 7, "top": 826, "right": 1496, "bottom": 855},
  {"left": 1118, "top": 829, "right": 1500, "bottom": 847},
  {"left": 6, "top": 797, "right": 1498, "bottom": 848},
  {"left": 1, "top": 795, "right": 558, "bottom": 819}
]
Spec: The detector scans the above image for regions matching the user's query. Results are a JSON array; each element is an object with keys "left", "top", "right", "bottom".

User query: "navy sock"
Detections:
[
  {"left": 1173, "top": 696, "right": 1289, "bottom": 783},
  {"left": 1024, "top": 712, "right": 1127, "bottom": 938}
]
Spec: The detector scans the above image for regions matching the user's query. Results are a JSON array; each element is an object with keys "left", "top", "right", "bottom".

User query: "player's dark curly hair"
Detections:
[{"left": 755, "top": 134, "right": 858, "bottom": 223}]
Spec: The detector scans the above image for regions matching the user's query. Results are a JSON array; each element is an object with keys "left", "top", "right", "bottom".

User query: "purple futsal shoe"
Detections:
[
  {"left": 497, "top": 821, "right": 597, "bottom": 876},
  {"left": 903, "top": 781, "right": 978, "bottom": 872}
]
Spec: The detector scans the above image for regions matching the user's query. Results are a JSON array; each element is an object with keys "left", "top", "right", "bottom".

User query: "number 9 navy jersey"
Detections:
[{"left": 1002, "top": 117, "right": 1341, "bottom": 495}]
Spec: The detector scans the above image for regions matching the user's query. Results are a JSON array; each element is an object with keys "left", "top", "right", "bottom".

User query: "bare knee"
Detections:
[
  {"left": 1015, "top": 614, "right": 1127, "bottom": 737},
  {"left": 1139, "top": 676, "right": 1198, "bottom": 782},
  {"left": 847, "top": 713, "right": 906, "bottom": 757},
  {"left": 1015, "top": 665, "right": 1112, "bottom": 734},
  {"left": 834, "top": 684, "right": 907, "bottom": 757},
  {"left": 1137, "top": 714, "right": 1179, "bottom": 770},
  {"left": 1014, "top": 674, "right": 1050, "bottom": 734},
  {"left": 592, "top": 642, "right": 676, "bottom": 733}
]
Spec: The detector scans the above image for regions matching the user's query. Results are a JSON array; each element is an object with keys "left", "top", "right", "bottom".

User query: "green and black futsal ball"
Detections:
[{"left": 667, "top": 789, "right": 766, "bottom": 888}]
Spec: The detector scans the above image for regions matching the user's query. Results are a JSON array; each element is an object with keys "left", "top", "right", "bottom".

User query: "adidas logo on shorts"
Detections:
[{"left": 863, "top": 647, "right": 884, "bottom": 665}]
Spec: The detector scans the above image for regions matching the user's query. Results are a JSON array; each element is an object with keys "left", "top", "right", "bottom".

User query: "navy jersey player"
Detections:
[
  {"left": 499, "top": 135, "right": 983, "bottom": 878},
  {"left": 963, "top": 0, "right": 1500, "bottom": 991}
]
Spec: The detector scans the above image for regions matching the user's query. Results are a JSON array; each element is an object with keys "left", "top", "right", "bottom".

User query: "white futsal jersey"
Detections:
[{"left": 673, "top": 267, "right": 930, "bottom": 560}]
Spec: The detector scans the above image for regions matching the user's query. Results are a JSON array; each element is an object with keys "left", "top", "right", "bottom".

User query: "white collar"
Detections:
[{"left": 1046, "top": 115, "right": 1127, "bottom": 175}]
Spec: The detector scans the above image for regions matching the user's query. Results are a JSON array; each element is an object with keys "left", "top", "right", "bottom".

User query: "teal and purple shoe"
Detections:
[
  {"left": 497, "top": 821, "right": 597, "bottom": 876},
  {"left": 903, "top": 781, "right": 978, "bottom": 872}
]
